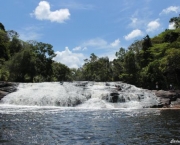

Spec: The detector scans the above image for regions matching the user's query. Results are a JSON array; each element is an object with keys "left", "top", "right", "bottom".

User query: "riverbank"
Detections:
[{"left": 152, "top": 89, "right": 180, "bottom": 108}]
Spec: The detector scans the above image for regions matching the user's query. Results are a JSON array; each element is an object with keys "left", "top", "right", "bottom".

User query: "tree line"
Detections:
[
  {"left": 0, "top": 15, "right": 180, "bottom": 90},
  {"left": 0, "top": 24, "right": 71, "bottom": 82}
]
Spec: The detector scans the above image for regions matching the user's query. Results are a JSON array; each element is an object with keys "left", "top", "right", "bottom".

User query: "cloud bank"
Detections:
[
  {"left": 31, "top": 1, "right": 70, "bottom": 23},
  {"left": 53, "top": 47, "right": 85, "bottom": 68}
]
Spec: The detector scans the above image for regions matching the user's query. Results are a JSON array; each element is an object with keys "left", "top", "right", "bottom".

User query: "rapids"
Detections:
[{"left": 0, "top": 82, "right": 160, "bottom": 108}]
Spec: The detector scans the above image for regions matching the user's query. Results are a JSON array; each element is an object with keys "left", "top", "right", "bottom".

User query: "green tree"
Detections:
[
  {"left": 140, "top": 60, "right": 165, "bottom": 89},
  {"left": 169, "top": 15, "right": 180, "bottom": 29},
  {"left": 113, "top": 47, "right": 127, "bottom": 81},
  {"left": 115, "top": 47, "right": 126, "bottom": 62},
  {"left": 0, "top": 29, "right": 9, "bottom": 62},
  {"left": 52, "top": 62, "right": 71, "bottom": 81},
  {"left": 83, "top": 53, "right": 98, "bottom": 81},
  {"left": 140, "top": 35, "right": 152, "bottom": 68},
  {"left": 0, "top": 22, "right": 5, "bottom": 31},
  {"left": 4, "top": 47, "right": 36, "bottom": 82},
  {"left": 7, "top": 30, "right": 23, "bottom": 56},
  {"left": 29, "top": 41, "right": 56, "bottom": 81},
  {"left": 119, "top": 50, "right": 138, "bottom": 84},
  {"left": 95, "top": 57, "right": 110, "bottom": 81},
  {"left": 161, "top": 48, "right": 180, "bottom": 87},
  {"left": 163, "top": 30, "right": 179, "bottom": 43}
]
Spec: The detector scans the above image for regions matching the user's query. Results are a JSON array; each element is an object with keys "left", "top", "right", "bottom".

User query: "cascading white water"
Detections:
[
  {"left": 1, "top": 82, "right": 91, "bottom": 107},
  {"left": 0, "top": 82, "right": 160, "bottom": 109}
]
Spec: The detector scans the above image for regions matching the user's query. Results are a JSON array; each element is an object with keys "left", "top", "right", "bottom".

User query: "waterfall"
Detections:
[{"left": 0, "top": 82, "right": 160, "bottom": 108}]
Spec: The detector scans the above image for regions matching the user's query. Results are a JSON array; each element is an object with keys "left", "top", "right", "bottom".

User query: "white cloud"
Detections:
[
  {"left": 31, "top": 1, "right": 70, "bottom": 23},
  {"left": 124, "top": 29, "right": 143, "bottom": 40},
  {"left": 160, "top": 6, "right": 180, "bottom": 15},
  {"left": 72, "top": 46, "right": 87, "bottom": 51},
  {"left": 72, "top": 46, "right": 81, "bottom": 51},
  {"left": 146, "top": 19, "right": 160, "bottom": 32},
  {"left": 19, "top": 26, "right": 43, "bottom": 41},
  {"left": 169, "top": 22, "right": 175, "bottom": 29},
  {"left": 72, "top": 38, "right": 120, "bottom": 56},
  {"left": 110, "top": 39, "right": 120, "bottom": 47},
  {"left": 128, "top": 17, "right": 150, "bottom": 30},
  {"left": 81, "top": 38, "right": 120, "bottom": 49},
  {"left": 82, "top": 38, "right": 108, "bottom": 48},
  {"left": 53, "top": 47, "right": 85, "bottom": 68}
]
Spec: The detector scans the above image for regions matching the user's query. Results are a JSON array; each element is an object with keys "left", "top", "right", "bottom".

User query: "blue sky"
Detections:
[{"left": 1, "top": 0, "right": 180, "bottom": 68}]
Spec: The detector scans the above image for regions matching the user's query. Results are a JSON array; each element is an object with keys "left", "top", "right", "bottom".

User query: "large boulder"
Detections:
[
  {"left": 152, "top": 90, "right": 180, "bottom": 108},
  {"left": 0, "top": 82, "right": 18, "bottom": 100}
]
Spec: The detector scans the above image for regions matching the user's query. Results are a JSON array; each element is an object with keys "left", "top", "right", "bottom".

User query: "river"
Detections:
[{"left": 0, "top": 82, "right": 179, "bottom": 144}]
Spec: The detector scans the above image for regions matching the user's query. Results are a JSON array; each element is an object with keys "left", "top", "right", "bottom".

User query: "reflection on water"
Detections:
[{"left": 0, "top": 107, "right": 180, "bottom": 145}]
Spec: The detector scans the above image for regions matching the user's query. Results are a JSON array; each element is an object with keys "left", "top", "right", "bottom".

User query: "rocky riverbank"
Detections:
[
  {"left": 0, "top": 81, "right": 18, "bottom": 100},
  {"left": 152, "top": 89, "right": 180, "bottom": 108}
]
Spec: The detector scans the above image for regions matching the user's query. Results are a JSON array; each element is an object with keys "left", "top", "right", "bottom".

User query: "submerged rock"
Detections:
[{"left": 110, "top": 93, "right": 119, "bottom": 103}]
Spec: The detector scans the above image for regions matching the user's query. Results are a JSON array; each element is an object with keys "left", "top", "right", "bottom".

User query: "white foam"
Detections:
[
  {"left": 1, "top": 82, "right": 89, "bottom": 106},
  {"left": 0, "top": 82, "right": 159, "bottom": 109}
]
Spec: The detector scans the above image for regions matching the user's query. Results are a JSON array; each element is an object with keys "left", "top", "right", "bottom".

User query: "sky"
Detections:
[{"left": 1, "top": 0, "right": 180, "bottom": 68}]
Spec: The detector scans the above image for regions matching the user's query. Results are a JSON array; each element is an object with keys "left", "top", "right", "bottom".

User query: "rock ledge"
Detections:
[
  {"left": 152, "top": 90, "right": 180, "bottom": 108},
  {"left": 0, "top": 82, "right": 18, "bottom": 100}
]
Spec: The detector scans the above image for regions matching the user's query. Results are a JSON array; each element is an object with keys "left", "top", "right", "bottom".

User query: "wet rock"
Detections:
[
  {"left": 152, "top": 90, "right": 180, "bottom": 108},
  {"left": 0, "top": 82, "right": 18, "bottom": 100},
  {"left": 110, "top": 92, "right": 119, "bottom": 103},
  {"left": 75, "top": 82, "right": 88, "bottom": 87},
  {"left": 105, "top": 82, "right": 110, "bottom": 86},
  {"left": 171, "top": 98, "right": 180, "bottom": 106},
  {"left": 111, "top": 95, "right": 119, "bottom": 103}
]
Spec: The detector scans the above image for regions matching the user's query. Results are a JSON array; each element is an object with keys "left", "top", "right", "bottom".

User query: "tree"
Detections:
[
  {"left": 140, "top": 60, "right": 165, "bottom": 89},
  {"left": 162, "top": 48, "right": 180, "bottom": 87},
  {"left": 90, "top": 53, "right": 98, "bottom": 62},
  {"left": 95, "top": 57, "right": 110, "bottom": 81},
  {"left": 115, "top": 47, "right": 126, "bottom": 62},
  {"left": 4, "top": 41, "right": 57, "bottom": 82},
  {"left": 119, "top": 50, "right": 139, "bottom": 84},
  {"left": 29, "top": 41, "right": 56, "bottom": 80},
  {"left": 4, "top": 47, "right": 36, "bottom": 82},
  {"left": 140, "top": 35, "right": 152, "bottom": 68},
  {"left": 128, "top": 40, "right": 142, "bottom": 70},
  {"left": 169, "top": 15, "right": 180, "bottom": 29},
  {"left": 87, "top": 53, "right": 98, "bottom": 80},
  {"left": 7, "top": 30, "right": 23, "bottom": 56},
  {"left": 112, "top": 59, "right": 123, "bottom": 81},
  {"left": 0, "top": 29, "right": 9, "bottom": 61},
  {"left": 0, "top": 22, "right": 5, "bottom": 31},
  {"left": 52, "top": 62, "right": 71, "bottom": 81}
]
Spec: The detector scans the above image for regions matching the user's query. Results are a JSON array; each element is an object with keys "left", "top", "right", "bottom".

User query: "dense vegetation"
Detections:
[
  {"left": 0, "top": 16, "right": 180, "bottom": 90},
  {"left": 0, "top": 23, "right": 71, "bottom": 82}
]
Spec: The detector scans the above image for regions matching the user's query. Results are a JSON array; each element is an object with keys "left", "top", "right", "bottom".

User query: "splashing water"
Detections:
[{"left": 0, "top": 82, "right": 160, "bottom": 109}]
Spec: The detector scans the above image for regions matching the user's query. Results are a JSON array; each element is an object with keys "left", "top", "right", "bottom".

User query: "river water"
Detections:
[{"left": 0, "top": 82, "right": 180, "bottom": 144}]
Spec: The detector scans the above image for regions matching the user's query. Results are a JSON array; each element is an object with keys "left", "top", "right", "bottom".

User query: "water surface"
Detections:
[{"left": 0, "top": 107, "right": 180, "bottom": 145}]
